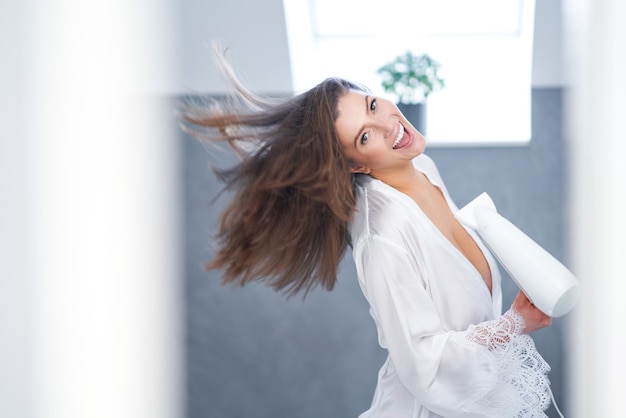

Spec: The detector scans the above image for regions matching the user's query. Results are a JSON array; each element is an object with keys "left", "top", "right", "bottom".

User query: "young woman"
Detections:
[{"left": 180, "top": 52, "right": 554, "bottom": 417}]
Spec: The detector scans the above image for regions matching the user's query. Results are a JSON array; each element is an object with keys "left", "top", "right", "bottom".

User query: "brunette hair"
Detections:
[{"left": 180, "top": 48, "right": 365, "bottom": 296}]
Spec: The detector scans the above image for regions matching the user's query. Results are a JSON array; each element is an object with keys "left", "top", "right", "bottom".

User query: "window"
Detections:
[{"left": 283, "top": 0, "right": 535, "bottom": 145}]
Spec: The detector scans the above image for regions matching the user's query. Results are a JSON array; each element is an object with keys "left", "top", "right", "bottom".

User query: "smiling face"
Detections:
[{"left": 334, "top": 90, "right": 426, "bottom": 179}]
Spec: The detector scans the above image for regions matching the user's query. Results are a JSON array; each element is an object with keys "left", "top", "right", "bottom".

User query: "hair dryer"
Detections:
[{"left": 456, "top": 193, "right": 580, "bottom": 317}]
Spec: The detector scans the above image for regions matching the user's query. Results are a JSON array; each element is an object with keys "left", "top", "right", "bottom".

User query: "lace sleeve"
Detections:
[
  {"left": 465, "top": 309, "right": 526, "bottom": 350},
  {"left": 460, "top": 309, "right": 553, "bottom": 417}
]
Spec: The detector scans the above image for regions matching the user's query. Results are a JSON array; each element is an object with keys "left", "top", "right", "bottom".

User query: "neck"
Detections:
[{"left": 370, "top": 163, "right": 421, "bottom": 193}]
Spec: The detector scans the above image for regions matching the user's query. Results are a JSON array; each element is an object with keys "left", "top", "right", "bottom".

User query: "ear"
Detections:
[{"left": 350, "top": 164, "right": 371, "bottom": 174}]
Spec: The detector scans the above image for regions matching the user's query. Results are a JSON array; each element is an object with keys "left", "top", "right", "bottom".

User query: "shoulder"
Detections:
[{"left": 350, "top": 176, "right": 417, "bottom": 248}]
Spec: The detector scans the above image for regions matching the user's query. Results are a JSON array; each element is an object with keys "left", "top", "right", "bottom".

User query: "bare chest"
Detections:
[{"left": 403, "top": 181, "right": 493, "bottom": 293}]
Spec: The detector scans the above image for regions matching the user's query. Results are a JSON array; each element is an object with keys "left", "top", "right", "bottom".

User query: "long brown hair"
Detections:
[{"left": 179, "top": 49, "right": 365, "bottom": 296}]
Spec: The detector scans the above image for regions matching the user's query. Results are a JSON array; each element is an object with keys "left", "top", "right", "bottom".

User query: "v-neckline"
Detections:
[{"left": 372, "top": 167, "right": 494, "bottom": 298}]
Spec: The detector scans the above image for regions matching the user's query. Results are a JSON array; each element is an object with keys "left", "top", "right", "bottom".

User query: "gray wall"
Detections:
[
  {"left": 181, "top": 87, "right": 570, "bottom": 418},
  {"left": 177, "top": 0, "right": 293, "bottom": 94}
]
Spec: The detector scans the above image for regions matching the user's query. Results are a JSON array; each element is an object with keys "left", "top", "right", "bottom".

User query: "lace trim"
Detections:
[
  {"left": 465, "top": 310, "right": 553, "bottom": 417},
  {"left": 466, "top": 309, "right": 526, "bottom": 351}
]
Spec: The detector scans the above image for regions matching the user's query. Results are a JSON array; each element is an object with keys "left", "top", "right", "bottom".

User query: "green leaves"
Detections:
[{"left": 377, "top": 51, "right": 445, "bottom": 104}]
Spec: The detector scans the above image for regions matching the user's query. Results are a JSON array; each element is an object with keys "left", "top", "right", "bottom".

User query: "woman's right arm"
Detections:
[
  {"left": 465, "top": 291, "right": 552, "bottom": 352},
  {"left": 353, "top": 234, "right": 552, "bottom": 417}
]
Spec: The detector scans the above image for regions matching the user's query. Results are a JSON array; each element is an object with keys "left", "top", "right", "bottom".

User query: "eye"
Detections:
[
  {"left": 370, "top": 98, "right": 377, "bottom": 112},
  {"left": 360, "top": 131, "right": 369, "bottom": 145}
]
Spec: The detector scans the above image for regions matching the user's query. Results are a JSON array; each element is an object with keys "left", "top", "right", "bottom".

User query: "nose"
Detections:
[{"left": 377, "top": 117, "right": 396, "bottom": 139}]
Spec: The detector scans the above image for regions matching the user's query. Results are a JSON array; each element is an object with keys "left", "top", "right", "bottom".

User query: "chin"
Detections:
[{"left": 412, "top": 130, "right": 427, "bottom": 153}]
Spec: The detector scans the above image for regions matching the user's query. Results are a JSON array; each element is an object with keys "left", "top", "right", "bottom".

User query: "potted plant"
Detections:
[{"left": 377, "top": 51, "right": 445, "bottom": 134}]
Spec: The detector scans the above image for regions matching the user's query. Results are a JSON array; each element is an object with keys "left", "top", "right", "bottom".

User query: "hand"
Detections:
[{"left": 511, "top": 291, "right": 552, "bottom": 334}]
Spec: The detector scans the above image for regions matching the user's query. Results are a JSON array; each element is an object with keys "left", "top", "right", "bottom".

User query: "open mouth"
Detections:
[{"left": 392, "top": 123, "right": 411, "bottom": 149}]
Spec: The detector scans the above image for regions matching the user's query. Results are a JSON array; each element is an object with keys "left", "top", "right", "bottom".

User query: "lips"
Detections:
[{"left": 392, "top": 122, "right": 412, "bottom": 149}]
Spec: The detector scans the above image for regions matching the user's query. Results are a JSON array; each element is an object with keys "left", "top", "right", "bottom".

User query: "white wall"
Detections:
[{"left": 176, "top": 0, "right": 565, "bottom": 94}]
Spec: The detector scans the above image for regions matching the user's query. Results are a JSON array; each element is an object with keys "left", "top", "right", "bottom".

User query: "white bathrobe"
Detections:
[{"left": 350, "top": 154, "right": 551, "bottom": 418}]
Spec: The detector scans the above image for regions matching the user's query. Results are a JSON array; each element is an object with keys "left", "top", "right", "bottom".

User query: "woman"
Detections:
[{"left": 180, "top": 51, "right": 555, "bottom": 417}]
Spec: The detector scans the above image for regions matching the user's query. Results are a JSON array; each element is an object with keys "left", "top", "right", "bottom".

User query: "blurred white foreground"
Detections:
[{"left": 1, "top": 1, "right": 183, "bottom": 417}]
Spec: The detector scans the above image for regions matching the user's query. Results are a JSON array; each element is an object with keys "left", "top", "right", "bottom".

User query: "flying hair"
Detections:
[{"left": 179, "top": 43, "right": 365, "bottom": 296}]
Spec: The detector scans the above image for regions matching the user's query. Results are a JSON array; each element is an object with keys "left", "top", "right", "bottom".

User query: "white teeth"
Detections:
[{"left": 393, "top": 123, "right": 405, "bottom": 149}]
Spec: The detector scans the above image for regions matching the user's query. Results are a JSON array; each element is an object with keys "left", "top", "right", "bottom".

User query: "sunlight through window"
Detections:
[{"left": 283, "top": 0, "right": 535, "bottom": 145}]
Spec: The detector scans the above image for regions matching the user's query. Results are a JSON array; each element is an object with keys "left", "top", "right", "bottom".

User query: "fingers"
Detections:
[{"left": 512, "top": 290, "right": 552, "bottom": 333}]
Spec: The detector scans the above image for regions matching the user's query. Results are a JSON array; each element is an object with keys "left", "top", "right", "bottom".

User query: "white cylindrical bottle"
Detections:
[{"left": 456, "top": 193, "right": 580, "bottom": 317}]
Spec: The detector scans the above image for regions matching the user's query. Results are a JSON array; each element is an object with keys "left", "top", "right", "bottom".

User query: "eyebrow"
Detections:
[{"left": 353, "top": 95, "right": 370, "bottom": 148}]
